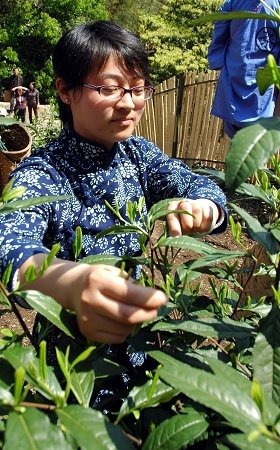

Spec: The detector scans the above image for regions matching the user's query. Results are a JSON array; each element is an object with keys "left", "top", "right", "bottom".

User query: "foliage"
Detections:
[
  {"left": 29, "top": 103, "right": 61, "bottom": 150},
  {"left": 0, "top": 0, "right": 223, "bottom": 99},
  {"left": 105, "top": 0, "right": 162, "bottom": 33},
  {"left": 138, "top": 0, "right": 223, "bottom": 83},
  {"left": 1, "top": 2, "right": 280, "bottom": 449},
  {"left": 0, "top": 0, "right": 107, "bottom": 103},
  {"left": 0, "top": 119, "right": 280, "bottom": 448}
]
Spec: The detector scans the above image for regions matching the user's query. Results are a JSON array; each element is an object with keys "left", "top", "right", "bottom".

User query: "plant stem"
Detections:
[
  {"left": 207, "top": 336, "right": 252, "bottom": 378},
  {"left": 0, "top": 280, "right": 37, "bottom": 348}
]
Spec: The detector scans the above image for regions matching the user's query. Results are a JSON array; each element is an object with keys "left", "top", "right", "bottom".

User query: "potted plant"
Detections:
[{"left": 0, "top": 117, "right": 32, "bottom": 192}]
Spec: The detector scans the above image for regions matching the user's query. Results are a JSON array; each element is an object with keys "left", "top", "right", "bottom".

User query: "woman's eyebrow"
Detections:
[{"left": 96, "top": 71, "right": 144, "bottom": 81}]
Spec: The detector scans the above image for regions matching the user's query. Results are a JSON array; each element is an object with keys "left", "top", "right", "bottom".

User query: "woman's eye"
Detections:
[
  {"left": 133, "top": 87, "right": 145, "bottom": 95},
  {"left": 102, "top": 86, "right": 118, "bottom": 94}
]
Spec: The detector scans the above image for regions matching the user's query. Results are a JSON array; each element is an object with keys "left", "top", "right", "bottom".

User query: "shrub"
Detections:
[{"left": 0, "top": 124, "right": 280, "bottom": 448}]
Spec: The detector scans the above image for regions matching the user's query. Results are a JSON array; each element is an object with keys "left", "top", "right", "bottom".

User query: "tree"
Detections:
[
  {"left": 0, "top": 0, "right": 107, "bottom": 102},
  {"left": 138, "top": 0, "right": 223, "bottom": 83},
  {"left": 44, "top": 0, "right": 107, "bottom": 30},
  {"left": 105, "top": 0, "right": 162, "bottom": 33}
]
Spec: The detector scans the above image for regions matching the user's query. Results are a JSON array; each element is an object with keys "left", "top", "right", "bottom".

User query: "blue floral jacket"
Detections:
[{"left": 0, "top": 126, "right": 227, "bottom": 287}]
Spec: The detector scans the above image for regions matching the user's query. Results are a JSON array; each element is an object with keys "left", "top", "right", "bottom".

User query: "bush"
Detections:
[{"left": 0, "top": 121, "right": 280, "bottom": 448}]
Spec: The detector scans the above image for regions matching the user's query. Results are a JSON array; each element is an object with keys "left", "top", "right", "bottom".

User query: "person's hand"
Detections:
[
  {"left": 72, "top": 264, "right": 167, "bottom": 343},
  {"left": 167, "top": 198, "right": 220, "bottom": 237},
  {"left": 19, "top": 256, "right": 168, "bottom": 345}
]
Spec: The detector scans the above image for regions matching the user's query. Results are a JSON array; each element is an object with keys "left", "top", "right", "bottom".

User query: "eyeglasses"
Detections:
[{"left": 82, "top": 83, "right": 155, "bottom": 101}]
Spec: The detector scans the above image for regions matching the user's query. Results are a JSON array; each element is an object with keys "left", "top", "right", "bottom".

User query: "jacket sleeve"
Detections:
[
  {"left": 207, "top": 0, "right": 232, "bottom": 70},
  {"left": 133, "top": 138, "right": 228, "bottom": 234}
]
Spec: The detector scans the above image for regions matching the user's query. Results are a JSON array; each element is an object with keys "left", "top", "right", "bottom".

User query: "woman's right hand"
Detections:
[
  {"left": 73, "top": 265, "right": 167, "bottom": 343},
  {"left": 19, "top": 257, "right": 167, "bottom": 344}
]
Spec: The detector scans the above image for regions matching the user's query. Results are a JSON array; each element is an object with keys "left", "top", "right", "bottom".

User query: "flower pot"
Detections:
[{"left": 0, "top": 123, "right": 32, "bottom": 193}]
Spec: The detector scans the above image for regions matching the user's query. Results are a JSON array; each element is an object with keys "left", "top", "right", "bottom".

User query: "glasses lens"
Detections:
[
  {"left": 98, "top": 85, "right": 154, "bottom": 100},
  {"left": 131, "top": 87, "right": 153, "bottom": 100},
  {"left": 143, "top": 87, "right": 154, "bottom": 100},
  {"left": 100, "top": 86, "right": 122, "bottom": 99}
]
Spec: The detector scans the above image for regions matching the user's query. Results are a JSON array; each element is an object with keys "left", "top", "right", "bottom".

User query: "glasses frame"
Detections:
[{"left": 82, "top": 83, "right": 155, "bottom": 101}]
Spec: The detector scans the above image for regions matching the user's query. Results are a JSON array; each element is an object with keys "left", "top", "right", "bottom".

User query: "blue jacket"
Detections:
[
  {"left": 0, "top": 127, "right": 227, "bottom": 288},
  {"left": 208, "top": 0, "right": 280, "bottom": 125}
]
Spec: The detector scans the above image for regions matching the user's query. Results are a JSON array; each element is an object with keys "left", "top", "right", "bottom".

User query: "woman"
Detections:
[
  {"left": 26, "top": 81, "right": 39, "bottom": 123},
  {"left": 0, "top": 20, "right": 227, "bottom": 345},
  {"left": 12, "top": 85, "right": 28, "bottom": 122}
]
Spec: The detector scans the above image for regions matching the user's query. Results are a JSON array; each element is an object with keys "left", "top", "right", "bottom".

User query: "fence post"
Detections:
[{"left": 172, "top": 73, "right": 185, "bottom": 159}]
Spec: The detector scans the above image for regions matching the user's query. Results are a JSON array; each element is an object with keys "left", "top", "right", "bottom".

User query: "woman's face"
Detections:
[{"left": 57, "top": 55, "right": 146, "bottom": 150}]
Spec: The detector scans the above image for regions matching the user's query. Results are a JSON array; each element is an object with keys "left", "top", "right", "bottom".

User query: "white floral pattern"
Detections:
[{"left": 0, "top": 126, "right": 227, "bottom": 287}]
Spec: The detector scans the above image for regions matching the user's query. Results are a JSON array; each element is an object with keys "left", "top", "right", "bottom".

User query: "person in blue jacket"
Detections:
[
  {"left": 208, "top": 0, "right": 280, "bottom": 138},
  {"left": 0, "top": 20, "right": 227, "bottom": 345}
]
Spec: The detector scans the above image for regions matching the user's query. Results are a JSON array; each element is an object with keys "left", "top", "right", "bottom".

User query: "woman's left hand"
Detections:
[{"left": 166, "top": 199, "right": 220, "bottom": 237}]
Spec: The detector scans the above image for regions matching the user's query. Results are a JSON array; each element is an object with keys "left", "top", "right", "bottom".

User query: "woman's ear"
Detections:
[{"left": 56, "top": 78, "right": 70, "bottom": 104}]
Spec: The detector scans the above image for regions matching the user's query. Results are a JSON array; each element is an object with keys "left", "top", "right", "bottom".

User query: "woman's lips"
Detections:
[{"left": 112, "top": 117, "right": 133, "bottom": 126}]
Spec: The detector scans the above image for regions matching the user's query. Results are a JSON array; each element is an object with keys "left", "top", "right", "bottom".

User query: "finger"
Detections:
[
  {"left": 176, "top": 201, "right": 196, "bottom": 232},
  {"left": 82, "top": 286, "right": 161, "bottom": 324},
  {"left": 86, "top": 266, "right": 167, "bottom": 308},
  {"left": 166, "top": 201, "right": 183, "bottom": 237},
  {"left": 191, "top": 199, "right": 217, "bottom": 233},
  {"left": 78, "top": 311, "right": 134, "bottom": 343}
]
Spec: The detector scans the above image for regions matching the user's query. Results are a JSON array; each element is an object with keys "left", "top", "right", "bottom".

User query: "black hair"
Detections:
[{"left": 52, "top": 20, "right": 152, "bottom": 126}]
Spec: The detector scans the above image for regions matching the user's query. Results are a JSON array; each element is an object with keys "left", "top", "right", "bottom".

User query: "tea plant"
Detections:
[
  {"left": 0, "top": 129, "right": 280, "bottom": 448},
  {"left": 1, "top": 3, "right": 280, "bottom": 446}
]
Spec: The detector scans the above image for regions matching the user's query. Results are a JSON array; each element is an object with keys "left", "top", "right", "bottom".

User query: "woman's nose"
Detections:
[{"left": 116, "top": 91, "right": 136, "bottom": 108}]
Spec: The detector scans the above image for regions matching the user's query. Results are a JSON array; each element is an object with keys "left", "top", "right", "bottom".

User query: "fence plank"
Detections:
[{"left": 134, "top": 70, "right": 230, "bottom": 168}]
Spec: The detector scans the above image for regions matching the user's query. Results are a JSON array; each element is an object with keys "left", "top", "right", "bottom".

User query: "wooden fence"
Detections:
[{"left": 134, "top": 70, "right": 230, "bottom": 169}]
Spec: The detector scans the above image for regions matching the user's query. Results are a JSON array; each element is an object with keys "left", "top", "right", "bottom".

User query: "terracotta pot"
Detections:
[{"left": 0, "top": 123, "right": 32, "bottom": 193}]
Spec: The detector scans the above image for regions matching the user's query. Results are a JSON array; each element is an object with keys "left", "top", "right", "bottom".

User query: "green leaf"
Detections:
[
  {"left": 70, "top": 346, "right": 95, "bottom": 370},
  {"left": 225, "top": 118, "right": 280, "bottom": 192},
  {"left": 95, "top": 225, "right": 144, "bottom": 240},
  {"left": 1, "top": 261, "right": 13, "bottom": 291},
  {"left": 206, "top": 357, "right": 251, "bottom": 394},
  {"left": 24, "top": 245, "right": 60, "bottom": 284},
  {"left": 70, "top": 369, "right": 95, "bottom": 407},
  {"left": 148, "top": 198, "right": 179, "bottom": 225},
  {"left": 158, "top": 355, "right": 263, "bottom": 433},
  {"left": 56, "top": 405, "right": 135, "bottom": 449},
  {"left": 152, "top": 316, "right": 254, "bottom": 340},
  {"left": 117, "top": 379, "right": 177, "bottom": 422},
  {"left": 194, "top": 168, "right": 225, "bottom": 182},
  {"left": 0, "top": 195, "right": 70, "bottom": 215},
  {"left": 17, "top": 290, "right": 78, "bottom": 339},
  {"left": 253, "top": 303, "right": 280, "bottom": 405},
  {"left": 5, "top": 408, "right": 72, "bottom": 450},
  {"left": 0, "top": 386, "right": 15, "bottom": 406},
  {"left": 72, "top": 226, "right": 83, "bottom": 260},
  {"left": 271, "top": 226, "right": 280, "bottom": 242},
  {"left": 229, "top": 203, "right": 279, "bottom": 257},
  {"left": 142, "top": 412, "right": 208, "bottom": 450},
  {"left": 158, "top": 235, "right": 229, "bottom": 254},
  {"left": 3, "top": 346, "right": 64, "bottom": 402},
  {"left": 191, "top": 11, "right": 279, "bottom": 27},
  {"left": 236, "top": 182, "right": 276, "bottom": 208},
  {"left": 0, "top": 117, "right": 20, "bottom": 126},
  {"left": 0, "top": 287, "right": 11, "bottom": 308},
  {"left": 223, "top": 432, "right": 280, "bottom": 449},
  {"left": 257, "top": 56, "right": 280, "bottom": 94},
  {"left": 185, "top": 250, "right": 246, "bottom": 270},
  {"left": 80, "top": 254, "right": 123, "bottom": 266}
]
